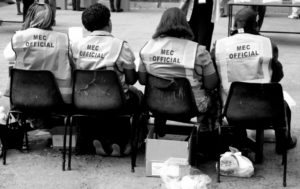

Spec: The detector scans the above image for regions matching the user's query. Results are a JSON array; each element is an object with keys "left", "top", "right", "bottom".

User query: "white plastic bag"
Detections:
[
  {"left": 218, "top": 147, "right": 254, "bottom": 177},
  {"left": 160, "top": 158, "right": 211, "bottom": 189}
]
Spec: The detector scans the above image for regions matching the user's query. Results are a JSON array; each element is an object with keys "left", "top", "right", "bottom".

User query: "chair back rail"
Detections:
[
  {"left": 72, "top": 70, "right": 126, "bottom": 115},
  {"left": 144, "top": 74, "right": 199, "bottom": 122},
  {"left": 224, "top": 82, "right": 286, "bottom": 129}
]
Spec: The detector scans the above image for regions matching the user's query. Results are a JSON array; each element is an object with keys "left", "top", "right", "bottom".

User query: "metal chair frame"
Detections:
[
  {"left": 217, "top": 81, "right": 288, "bottom": 187},
  {"left": 64, "top": 69, "right": 140, "bottom": 172}
]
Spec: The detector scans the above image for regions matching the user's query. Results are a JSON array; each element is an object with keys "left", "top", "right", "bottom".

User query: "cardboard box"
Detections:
[
  {"left": 50, "top": 126, "right": 76, "bottom": 149},
  {"left": 145, "top": 138, "right": 189, "bottom": 177}
]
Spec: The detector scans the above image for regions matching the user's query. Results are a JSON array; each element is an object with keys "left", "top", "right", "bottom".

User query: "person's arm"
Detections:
[
  {"left": 3, "top": 42, "right": 16, "bottom": 63},
  {"left": 270, "top": 41, "right": 284, "bottom": 82},
  {"left": 194, "top": 46, "right": 219, "bottom": 90},
  {"left": 116, "top": 42, "right": 138, "bottom": 85},
  {"left": 124, "top": 68, "right": 137, "bottom": 85},
  {"left": 138, "top": 58, "right": 147, "bottom": 85}
]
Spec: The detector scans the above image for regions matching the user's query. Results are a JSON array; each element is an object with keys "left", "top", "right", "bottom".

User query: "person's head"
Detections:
[
  {"left": 22, "top": 2, "right": 54, "bottom": 30},
  {"left": 233, "top": 7, "right": 259, "bottom": 34},
  {"left": 81, "top": 3, "right": 111, "bottom": 32},
  {"left": 152, "top": 7, "right": 194, "bottom": 40}
]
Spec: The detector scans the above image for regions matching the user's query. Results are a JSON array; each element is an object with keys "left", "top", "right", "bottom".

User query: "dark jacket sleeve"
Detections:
[{"left": 270, "top": 41, "right": 284, "bottom": 82}]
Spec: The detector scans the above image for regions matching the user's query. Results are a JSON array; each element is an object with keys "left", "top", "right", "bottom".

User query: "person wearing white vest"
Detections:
[
  {"left": 212, "top": 7, "right": 297, "bottom": 154},
  {"left": 4, "top": 2, "right": 72, "bottom": 105},
  {"left": 139, "top": 8, "right": 219, "bottom": 137},
  {"left": 71, "top": 3, "right": 143, "bottom": 157}
]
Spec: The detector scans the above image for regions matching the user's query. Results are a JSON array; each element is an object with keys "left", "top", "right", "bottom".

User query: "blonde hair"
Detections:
[{"left": 22, "top": 3, "right": 53, "bottom": 30}]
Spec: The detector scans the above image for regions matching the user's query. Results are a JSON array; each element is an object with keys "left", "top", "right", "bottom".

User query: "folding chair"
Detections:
[
  {"left": 64, "top": 70, "right": 140, "bottom": 172},
  {"left": 217, "top": 81, "right": 288, "bottom": 187},
  {"left": 144, "top": 74, "right": 200, "bottom": 166},
  {"left": 2, "top": 68, "right": 69, "bottom": 167}
]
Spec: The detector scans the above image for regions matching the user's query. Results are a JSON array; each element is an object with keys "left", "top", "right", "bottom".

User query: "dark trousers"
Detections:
[
  {"left": 22, "top": 0, "right": 35, "bottom": 21},
  {"left": 72, "top": 0, "right": 80, "bottom": 11},
  {"left": 234, "top": 101, "right": 293, "bottom": 152},
  {"left": 109, "top": 0, "right": 121, "bottom": 11},
  {"left": 75, "top": 86, "right": 144, "bottom": 154},
  {"left": 189, "top": 0, "right": 214, "bottom": 51}
]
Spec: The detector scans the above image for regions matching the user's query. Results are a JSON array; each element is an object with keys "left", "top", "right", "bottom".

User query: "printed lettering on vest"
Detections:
[
  {"left": 226, "top": 42, "right": 264, "bottom": 82},
  {"left": 25, "top": 34, "right": 54, "bottom": 48},
  {"left": 228, "top": 43, "right": 259, "bottom": 59},
  {"left": 79, "top": 44, "right": 105, "bottom": 59},
  {"left": 150, "top": 48, "right": 180, "bottom": 64}
]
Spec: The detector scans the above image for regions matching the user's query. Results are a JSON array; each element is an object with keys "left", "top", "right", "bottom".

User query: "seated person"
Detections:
[
  {"left": 71, "top": 3, "right": 143, "bottom": 156},
  {"left": 4, "top": 2, "right": 72, "bottom": 104},
  {"left": 3, "top": 2, "right": 73, "bottom": 130},
  {"left": 138, "top": 8, "right": 219, "bottom": 133},
  {"left": 211, "top": 7, "right": 297, "bottom": 154}
]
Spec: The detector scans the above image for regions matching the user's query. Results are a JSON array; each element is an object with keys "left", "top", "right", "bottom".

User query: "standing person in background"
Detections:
[
  {"left": 220, "top": 0, "right": 228, "bottom": 17},
  {"left": 72, "top": 0, "right": 80, "bottom": 11},
  {"left": 180, "top": 0, "right": 219, "bottom": 50},
  {"left": 23, "top": 0, "right": 35, "bottom": 21},
  {"left": 251, "top": 6, "right": 265, "bottom": 31},
  {"left": 16, "top": 0, "right": 22, "bottom": 15},
  {"left": 109, "top": 0, "right": 123, "bottom": 12},
  {"left": 45, "top": 0, "right": 56, "bottom": 25},
  {"left": 288, "top": 7, "right": 299, "bottom": 19}
]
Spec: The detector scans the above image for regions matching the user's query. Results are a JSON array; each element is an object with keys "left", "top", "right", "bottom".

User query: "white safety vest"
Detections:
[
  {"left": 215, "top": 33, "right": 273, "bottom": 101},
  {"left": 75, "top": 35, "right": 124, "bottom": 70},
  {"left": 12, "top": 28, "right": 72, "bottom": 103},
  {"left": 140, "top": 37, "right": 199, "bottom": 87}
]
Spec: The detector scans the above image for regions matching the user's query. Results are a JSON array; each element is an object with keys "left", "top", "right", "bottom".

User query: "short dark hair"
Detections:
[
  {"left": 82, "top": 3, "right": 111, "bottom": 32},
  {"left": 234, "top": 7, "right": 258, "bottom": 34},
  {"left": 152, "top": 7, "right": 194, "bottom": 40}
]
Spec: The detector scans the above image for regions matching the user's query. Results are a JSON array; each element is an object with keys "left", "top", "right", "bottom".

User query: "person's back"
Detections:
[
  {"left": 4, "top": 3, "right": 72, "bottom": 103},
  {"left": 139, "top": 8, "right": 219, "bottom": 129},
  {"left": 71, "top": 3, "right": 142, "bottom": 157},
  {"left": 215, "top": 32, "right": 273, "bottom": 101},
  {"left": 72, "top": 4, "right": 136, "bottom": 92},
  {"left": 213, "top": 7, "right": 296, "bottom": 153}
]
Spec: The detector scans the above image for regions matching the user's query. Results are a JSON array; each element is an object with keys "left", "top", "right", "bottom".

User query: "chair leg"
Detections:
[
  {"left": 3, "top": 112, "right": 11, "bottom": 165},
  {"left": 283, "top": 149, "right": 287, "bottom": 187},
  {"left": 20, "top": 117, "right": 29, "bottom": 151},
  {"left": 217, "top": 126, "right": 221, "bottom": 183},
  {"left": 67, "top": 117, "right": 73, "bottom": 170},
  {"left": 130, "top": 115, "right": 139, "bottom": 172},
  {"left": 62, "top": 117, "right": 68, "bottom": 171},
  {"left": 24, "top": 131, "right": 29, "bottom": 151},
  {"left": 255, "top": 129, "right": 264, "bottom": 163},
  {"left": 2, "top": 145, "right": 6, "bottom": 165}
]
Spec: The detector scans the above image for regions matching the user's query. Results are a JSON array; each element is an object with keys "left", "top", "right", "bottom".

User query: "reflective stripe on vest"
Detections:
[
  {"left": 140, "top": 37, "right": 198, "bottom": 85},
  {"left": 215, "top": 33, "right": 273, "bottom": 100},
  {"left": 75, "top": 35, "right": 123, "bottom": 70},
  {"left": 12, "top": 28, "right": 72, "bottom": 104}
]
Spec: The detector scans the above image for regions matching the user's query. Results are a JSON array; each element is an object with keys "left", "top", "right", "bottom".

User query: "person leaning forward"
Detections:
[
  {"left": 139, "top": 7, "right": 220, "bottom": 139},
  {"left": 3, "top": 2, "right": 73, "bottom": 104},
  {"left": 211, "top": 7, "right": 297, "bottom": 154},
  {"left": 71, "top": 3, "right": 143, "bottom": 157}
]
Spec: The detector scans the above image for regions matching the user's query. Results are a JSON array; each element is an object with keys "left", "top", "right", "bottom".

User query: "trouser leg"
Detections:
[
  {"left": 109, "top": 0, "right": 115, "bottom": 11},
  {"left": 116, "top": 0, "right": 121, "bottom": 10}
]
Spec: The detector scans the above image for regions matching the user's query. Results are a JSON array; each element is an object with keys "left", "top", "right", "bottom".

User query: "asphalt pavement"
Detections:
[{"left": 0, "top": 2, "right": 300, "bottom": 188}]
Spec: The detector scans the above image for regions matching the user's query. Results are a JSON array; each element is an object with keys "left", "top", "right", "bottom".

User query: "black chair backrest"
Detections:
[
  {"left": 144, "top": 74, "right": 199, "bottom": 122},
  {"left": 223, "top": 82, "right": 286, "bottom": 129},
  {"left": 10, "top": 69, "right": 64, "bottom": 113},
  {"left": 72, "top": 70, "right": 126, "bottom": 115}
]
